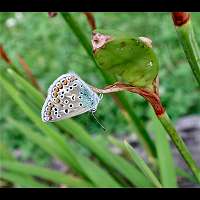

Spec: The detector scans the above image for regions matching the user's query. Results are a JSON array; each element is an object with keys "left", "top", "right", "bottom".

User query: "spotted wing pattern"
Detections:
[{"left": 41, "top": 72, "right": 101, "bottom": 122}]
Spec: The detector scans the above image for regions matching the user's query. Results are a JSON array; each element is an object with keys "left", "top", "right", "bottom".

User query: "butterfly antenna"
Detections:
[{"left": 91, "top": 112, "right": 106, "bottom": 131}]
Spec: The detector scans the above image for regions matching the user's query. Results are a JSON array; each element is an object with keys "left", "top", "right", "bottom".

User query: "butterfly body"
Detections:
[{"left": 41, "top": 72, "right": 101, "bottom": 122}]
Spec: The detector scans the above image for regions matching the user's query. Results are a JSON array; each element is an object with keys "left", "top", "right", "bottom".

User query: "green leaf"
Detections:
[
  {"left": 57, "top": 120, "right": 153, "bottom": 187},
  {"left": 0, "top": 171, "right": 48, "bottom": 188},
  {"left": 7, "top": 118, "right": 75, "bottom": 168},
  {"left": 124, "top": 141, "right": 162, "bottom": 188},
  {"left": 148, "top": 107, "right": 177, "bottom": 187},
  {"left": 0, "top": 143, "right": 15, "bottom": 161},
  {"left": 176, "top": 167, "right": 198, "bottom": 184},
  {"left": 1, "top": 160, "right": 92, "bottom": 187}
]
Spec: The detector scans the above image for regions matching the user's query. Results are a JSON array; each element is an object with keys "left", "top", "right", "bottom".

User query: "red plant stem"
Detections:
[
  {"left": 17, "top": 54, "right": 41, "bottom": 91},
  {"left": 84, "top": 12, "right": 96, "bottom": 30},
  {"left": 90, "top": 82, "right": 165, "bottom": 116},
  {"left": 0, "top": 44, "right": 12, "bottom": 64},
  {"left": 172, "top": 12, "right": 190, "bottom": 27}
]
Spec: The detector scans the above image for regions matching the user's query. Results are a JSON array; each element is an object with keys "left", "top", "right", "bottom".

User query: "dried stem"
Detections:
[
  {"left": 91, "top": 82, "right": 165, "bottom": 116},
  {"left": 84, "top": 12, "right": 96, "bottom": 30},
  {"left": 17, "top": 54, "right": 41, "bottom": 91},
  {"left": 0, "top": 44, "right": 12, "bottom": 64}
]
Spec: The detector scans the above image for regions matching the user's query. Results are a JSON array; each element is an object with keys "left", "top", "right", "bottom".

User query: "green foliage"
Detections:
[
  {"left": 0, "top": 12, "right": 199, "bottom": 187},
  {"left": 148, "top": 107, "right": 177, "bottom": 187},
  {"left": 93, "top": 30, "right": 159, "bottom": 87},
  {"left": 124, "top": 141, "right": 162, "bottom": 188}
]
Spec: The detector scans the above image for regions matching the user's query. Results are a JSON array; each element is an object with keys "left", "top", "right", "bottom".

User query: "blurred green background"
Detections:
[{"left": 1, "top": 12, "right": 200, "bottom": 165}]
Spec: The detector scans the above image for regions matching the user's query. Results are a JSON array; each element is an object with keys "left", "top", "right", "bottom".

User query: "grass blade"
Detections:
[
  {"left": 10, "top": 118, "right": 121, "bottom": 187},
  {"left": 0, "top": 171, "right": 48, "bottom": 188},
  {"left": 1, "top": 160, "right": 92, "bottom": 187},
  {"left": 57, "top": 120, "right": 153, "bottom": 187},
  {"left": 0, "top": 143, "right": 15, "bottom": 161},
  {"left": 124, "top": 141, "right": 162, "bottom": 188},
  {"left": 148, "top": 107, "right": 177, "bottom": 187}
]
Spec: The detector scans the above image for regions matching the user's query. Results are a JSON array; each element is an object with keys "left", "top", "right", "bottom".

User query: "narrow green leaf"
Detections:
[
  {"left": 1, "top": 160, "right": 92, "bottom": 187},
  {"left": 75, "top": 155, "right": 121, "bottom": 188},
  {"left": 7, "top": 68, "right": 44, "bottom": 106},
  {"left": 0, "top": 142, "right": 47, "bottom": 188},
  {"left": 148, "top": 107, "right": 177, "bottom": 187},
  {"left": 8, "top": 118, "right": 76, "bottom": 168},
  {"left": 0, "top": 171, "right": 48, "bottom": 188},
  {"left": 57, "top": 120, "right": 153, "bottom": 187},
  {"left": 124, "top": 141, "right": 162, "bottom": 188},
  {"left": 0, "top": 143, "right": 15, "bottom": 161},
  {"left": 176, "top": 167, "right": 198, "bottom": 184}
]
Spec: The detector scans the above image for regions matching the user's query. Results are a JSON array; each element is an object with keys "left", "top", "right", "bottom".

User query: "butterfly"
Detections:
[{"left": 41, "top": 72, "right": 102, "bottom": 122}]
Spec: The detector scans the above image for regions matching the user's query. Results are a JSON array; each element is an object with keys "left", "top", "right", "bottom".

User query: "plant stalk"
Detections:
[
  {"left": 158, "top": 112, "right": 200, "bottom": 183},
  {"left": 172, "top": 12, "right": 200, "bottom": 87}
]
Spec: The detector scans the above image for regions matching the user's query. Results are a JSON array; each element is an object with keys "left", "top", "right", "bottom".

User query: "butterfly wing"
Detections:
[{"left": 41, "top": 72, "right": 100, "bottom": 122}]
